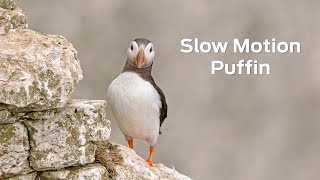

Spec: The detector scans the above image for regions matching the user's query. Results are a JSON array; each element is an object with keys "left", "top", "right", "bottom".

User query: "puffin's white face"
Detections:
[{"left": 127, "top": 40, "right": 155, "bottom": 69}]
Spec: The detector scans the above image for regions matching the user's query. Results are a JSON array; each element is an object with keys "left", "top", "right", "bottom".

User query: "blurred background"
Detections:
[{"left": 16, "top": 0, "right": 320, "bottom": 179}]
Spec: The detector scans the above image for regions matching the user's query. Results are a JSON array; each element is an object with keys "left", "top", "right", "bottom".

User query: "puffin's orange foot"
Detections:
[
  {"left": 146, "top": 159, "right": 153, "bottom": 167},
  {"left": 128, "top": 139, "right": 134, "bottom": 149},
  {"left": 146, "top": 146, "right": 155, "bottom": 167}
]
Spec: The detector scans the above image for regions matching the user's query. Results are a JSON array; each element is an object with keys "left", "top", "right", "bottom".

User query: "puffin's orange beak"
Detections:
[{"left": 136, "top": 49, "right": 144, "bottom": 68}]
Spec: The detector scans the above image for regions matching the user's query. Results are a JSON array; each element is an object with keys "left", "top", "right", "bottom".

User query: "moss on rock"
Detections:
[
  {"left": 24, "top": 99, "right": 111, "bottom": 171},
  {"left": 0, "top": 110, "right": 22, "bottom": 124},
  {"left": 0, "top": 122, "right": 33, "bottom": 178},
  {"left": 0, "top": 29, "right": 83, "bottom": 111}
]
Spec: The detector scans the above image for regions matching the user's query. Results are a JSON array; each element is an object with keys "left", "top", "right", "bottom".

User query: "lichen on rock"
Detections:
[
  {"left": 0, "top": 122, "right": 33, "bottom": 178},
  {"left": 0, "top": 109, "right": 24, "bottom": 124},
  {"left": 0, "top": 0, "right": 27, "bottom": 35},
  {"left": 38, "top": 163, "right": 108, "bottom": 180},
  {"left": 24, "top": 99, "right": 111, "bottom": 171},
  {"left": 0, "top": 29, "right": 83, "bottom": 112},
  {"left": 0, "top": 0, "right": 16, "bottom": 10},
  {"left": 5, "top": 172, "right": 37, "bottom": 180}
]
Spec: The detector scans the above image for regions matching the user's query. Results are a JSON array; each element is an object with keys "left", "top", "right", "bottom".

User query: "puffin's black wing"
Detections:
[{"left": 150, "top": 77, "right": 167, "bottom": 134}]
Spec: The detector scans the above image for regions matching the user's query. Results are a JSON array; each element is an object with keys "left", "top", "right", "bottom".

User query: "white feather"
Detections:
[{"left": 107, "top": 72, "right": 161, "bottom": 146}]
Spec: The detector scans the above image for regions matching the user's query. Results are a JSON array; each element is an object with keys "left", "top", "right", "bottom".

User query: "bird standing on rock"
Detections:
[{"left": 107, "top": 38, "right": 167, "bottom": 167}]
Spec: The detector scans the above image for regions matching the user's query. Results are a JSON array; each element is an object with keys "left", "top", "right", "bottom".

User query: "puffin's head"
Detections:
[{"left": 127, "top": 38, "right": 155, "bottom": 69}]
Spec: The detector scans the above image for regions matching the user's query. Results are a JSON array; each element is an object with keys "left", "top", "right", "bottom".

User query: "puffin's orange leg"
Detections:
[
  {"left": 146, "top": 146, "right": 154, "bottom": 167},
  {"left": 128, "top": 139, "right": 134, "bottom": 149}
]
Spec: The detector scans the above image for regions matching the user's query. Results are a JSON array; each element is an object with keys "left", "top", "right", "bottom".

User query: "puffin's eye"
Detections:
[
  {"left": 150, "top": 47, "right": 153, "bottom": 53},
  {"left": 130, "top": 45, "right": 134, "bottom": 51}
]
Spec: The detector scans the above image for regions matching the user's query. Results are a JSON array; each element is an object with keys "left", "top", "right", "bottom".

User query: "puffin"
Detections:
[{"left": 107, "top": 38, "right": 167, "bottom": 167}]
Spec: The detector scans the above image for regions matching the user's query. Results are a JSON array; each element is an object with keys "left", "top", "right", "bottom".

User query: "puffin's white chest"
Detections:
[{"left": 107, "top": 72, "right": 161, "bottom": 145}]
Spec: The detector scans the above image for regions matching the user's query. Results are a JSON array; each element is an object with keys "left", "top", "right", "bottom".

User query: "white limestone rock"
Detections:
[
  {"left": 0, "top": 29, "right": 83, "bottom": 112},
  {"left": 96, "top": 141, "right": 192, "bottom": 180},
  {"left": 39, "top": 163, "right": 108, "bottom": 180},
  {"left": 5, "top": 172, "right": 37, "bottom": 180},
  {"left": 0, "top": 122, "right": 33, "bottom": 178},
  {"left": 24, "top": 99, "right": 111, "bottom": 171}
]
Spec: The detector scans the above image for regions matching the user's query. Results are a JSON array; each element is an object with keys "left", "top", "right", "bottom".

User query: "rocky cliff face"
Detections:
[
  {"left": 0, "top": 29, "right": 83, "bottom": 112},
  {"left": 0, "top": 0, "right": 191, "bottom": 179}
]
